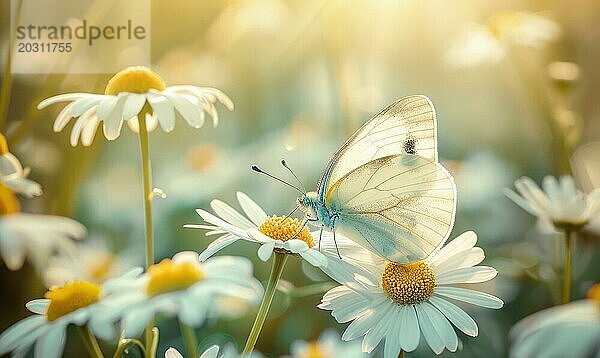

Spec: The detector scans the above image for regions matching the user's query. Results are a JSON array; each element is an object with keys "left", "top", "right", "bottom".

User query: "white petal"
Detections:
[
  {"left": 434, "top": 287, "right": 504, "bottom": 309},
  {"left": 52, "top": 102, "right": 76, "bottom": 132},
  {"left": 25, "top": 299, "right": 49, "bottom": 315},
  {"left": 122, "top": 93, "right": 147, "bottom": 120},
  {"left": 199, "top": 345, "right": 220, "bottom": 358},
  {"left": 81, "top": 115, "right": 100, "bottom": 146},
  {"left": 38, "top": 93, "right": 93, "bottom": 109},
  {"left": 429, "top": 231, "right": 477, "bottom": 266},
  {"left": 362, "top": 303, "right": 392, "bottom": 353},
  {"left": 199, "top": 235, "right": 240, "bottom": 261},
  {"left": 0, "top": 234, "right": 26, "bottom": 270},
  {"left": 70, "top": 107, "right": 96, "bottom": 146},
  {"left": 122, "top": 306, "right": 155, "bottom": 337},
  {"left": 435, "top": 266, "right": 498, "bottom": 285},
  {"left": 503, "top": 188, "right": 539, "bottom": 216},
  {"left": 257, "top": 241, "right": 275, "bottom": 261},
  {"left": 210, "top": 200, "right": 255, "bottom": 229},
  {"left": 34, "top": 324, "right": 67, "bottom": 358},
  {"left": 433, "top": 247, "right": 485, "bottom": 274},
  {"left": 163, "top": 93, "right": 204, "bottom": 128},
  {"left": 179, "top": 295, "right": 206, "bottom": 327},
  {"left": 148, "top": 94, "right": 175, "bottom": 132},
  {"left": 0, "top": 316, "right": 46, "bottom": 353},
  {"left": 96, "top": 96, "right": 118, "bottom": 120},
  {"left": 165, "top": 347, "right": 184, "bottom": 358},
  {"left": 399, "top": 305, "right": 420, "bottom": 352},
  {"left": 415, "top": 304, "right": 445, "bottom": 354},
  {"left": 286, "top": 239, "right": 308, "bottom": 253},
  {"left": 421, "top": 302, "right": 458, "bottom": 352},
  {"left": 173, "top": 251, "right": 200, "bottom": 265},
  {"left": 102, "top": 94, "right": 127, "bottom": 140},
  {"left": 429, "top": 296, "right": 478, "bottom": 337},
  {"left": 383, "top": 308, "right": 402, "bottom": 358},
  {"left": 236, "top": 192, "right": 268, "bottom": 225},
  {"left": 299, "top": 249, "right": 328, "bottom": 267},
  {"left": 194, "top": 209, "right": 247, "bottom": 237},
  {"left": 342, "top": 309, "right": 377, "bottom": 341}
]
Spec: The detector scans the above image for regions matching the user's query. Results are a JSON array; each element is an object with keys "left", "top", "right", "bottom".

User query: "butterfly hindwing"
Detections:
[{"left": 327, "top": 154, "right": 456, "bottom": 263}]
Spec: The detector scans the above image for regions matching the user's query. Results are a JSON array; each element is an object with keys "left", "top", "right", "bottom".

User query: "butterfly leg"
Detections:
[{"left": 318, "top": 225, "right": 324, "bottom": 251}]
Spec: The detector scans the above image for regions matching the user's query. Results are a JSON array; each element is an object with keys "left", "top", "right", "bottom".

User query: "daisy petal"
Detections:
[
  {"left": 430, "top": 231, "right": 477, "bottom": 266},
  {"left": 236, "top": 192, "right": 268, "bottom": 225},
  {"left": 383, "top": 308, "right": 402, "bottom": 358},
  {"left": 199, "top": 235, "right": 240, "bottom": 261},
  {"left": 362, "top": 304, "right": 391, "bottom": 353},
  {"left": 25, "top": 299, "right": 49, "bottom": 314},
  {"left": 38, "top": 93, "right": 93, "bottom": 109},
  {"left": 422, "top": 302, "right": 458, "bottom": 352},
  {"left": 163, "top": 93, "right": 204, "bottom": 128},
  {"left": 415, "top": 304, "right": 445, "bottom": 354},
  {"left": 399, "top": 305, "right": 420, "bottom": 352},
  {"left": 257, "top": 241, "right": 275, "bottom": 261},
  {"left": 343, "top": 310, "right": 376, "bottom": 341},
  {"left": 165, "top": 347, "right": 184, "bottom": 358},
  {"left": 429, "top": 296, "right": 478, "bottom": 337},
  {"left": 122, "top": 93, "right": 146, "bottom": 120},
  {"left": 0, "top": 316, "right": 46, "bottom": 353},
  {"left": 435, "top": 287, "right": 504, "bottom": 309},
  {"left": 34, "top": 324, "right": 67, "bottom": 358},
  {"left": 435, "top": 266, "right": 497, "bottom": 285},
  {"left": 299, "top": 249, "right": 328, "bottom": 267},
  {"left": 210, "top": 200, "right": 255, "bottom": 229}
]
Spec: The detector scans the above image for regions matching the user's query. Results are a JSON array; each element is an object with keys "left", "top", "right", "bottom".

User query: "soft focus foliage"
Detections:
[{"left": 1, "top": 0, "right": 599, "bottom": 357}]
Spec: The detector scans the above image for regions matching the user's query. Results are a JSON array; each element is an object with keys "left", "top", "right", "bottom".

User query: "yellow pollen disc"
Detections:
[
  {"left": 0, "top": 133, "right": 8, "bottom": 155},
  {"left": 258, "top": 215, "right": 314, "bottom": 248},
  {"left": 0, "top": 183, "right": 20, "bottom": 215},
  {"left": 105, "top": 66, "right": 166, "bottom": 95},
  {"left": 145, "top": 259, "right": 204, "bottom": 297},
  {"left": 587, "top": 283, "right": 600, "bottom": 304},
  {"left": 298, "top": 342, "right": 331, "bottom": 358},
  {"left": 381, "top": 261, "right": 436, "bottom": 305},
  {"left": 45, "top": 281, "right": 102, "bottom": 321}
]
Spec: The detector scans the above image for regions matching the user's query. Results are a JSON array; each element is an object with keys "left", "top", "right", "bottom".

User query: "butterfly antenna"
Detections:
[
  {"left": 280, "top": 159, "right": 306, "bottom": 193},
  {"left": 251, "top": 164, "right": 305, "bottom": 194}
]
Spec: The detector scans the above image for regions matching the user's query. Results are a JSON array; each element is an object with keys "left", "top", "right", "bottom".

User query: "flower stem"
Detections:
[
  {"left": 179, "top": 321, "right": 198, "bottom": 358},
  {"left": 77, "top": 326, "right": 104, "bottom": 358},
  {"left": 399, "top": 350, "right": 405, "bottom": 358},
  {"left": 112, "top": 338, "right": 146, "bottom": 358},
  {"left": 137, "top": 105, "right": 155, "bottom": 356},
  {"left": 562, "top": 229, "right": 573, "bottom": 304},
  {"left": 243, "top": 252, "right": 288, "bottom": 353}
]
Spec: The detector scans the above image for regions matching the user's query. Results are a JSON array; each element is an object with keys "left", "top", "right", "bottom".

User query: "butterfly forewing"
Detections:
[
  {"left": 327, "top": 155, "right": 456, "bottom": 264},
  {"left": 318, "top": 95, "right": 438, "bottom": 200}
]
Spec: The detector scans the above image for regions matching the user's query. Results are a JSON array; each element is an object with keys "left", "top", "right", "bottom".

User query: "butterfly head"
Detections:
[{"left": 298, "top": 191, "right": 319, "bottom": 219}]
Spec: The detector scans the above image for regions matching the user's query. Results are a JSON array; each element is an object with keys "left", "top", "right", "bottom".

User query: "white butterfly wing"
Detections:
[
  {"left": 318, "top": 95, "right": 438, "bottom": 200},
  {"left": 327, "top": 155, "right": 457, "bottom": 264}
]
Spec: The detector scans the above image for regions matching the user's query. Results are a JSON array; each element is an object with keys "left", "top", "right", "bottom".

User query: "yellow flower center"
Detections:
[
  {"left": 45, "top": 281, "right": 102, "bottom": 321},
  {"left": 297, "top": 342, "right": 331, "bottom": 358},
  {"left": 258, "top": 215, "right": 314, "bottom": 248},
  {"left": 145, "top": 259, "right": 204, "bottom": 297},
  {"left": 0, "top": 183, "right": 20, "bottom": 215},
  {"left": 0, "top": 133, "right": 8, "bottom": 155},
  {"left": 105, "top": 66, "right": 166, "bottom": 95},
  {"left": 381, "top": 261, "right": 436, "bottom": 305},
  {"left": 587, "top": 283, "right": 600, "bottom": 304}
]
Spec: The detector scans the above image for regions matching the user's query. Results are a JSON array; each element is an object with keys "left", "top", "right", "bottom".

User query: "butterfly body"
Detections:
[{"left": 298, "top": 95, "right": 457, "bottom": 264}]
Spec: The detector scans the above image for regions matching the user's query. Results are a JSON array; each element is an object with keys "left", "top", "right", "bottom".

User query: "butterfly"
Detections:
[{"left": 253, "top": 95, "right": 457, "bottom": 264}]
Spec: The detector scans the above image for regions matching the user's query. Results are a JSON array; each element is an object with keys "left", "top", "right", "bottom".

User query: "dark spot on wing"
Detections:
[{"left": 403, "top": 137, "right": 417, "bottom": 155}]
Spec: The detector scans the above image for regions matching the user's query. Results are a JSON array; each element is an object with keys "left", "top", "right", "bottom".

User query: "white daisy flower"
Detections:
[
  {"left": 0, "top": 184, "right": 86, "bottom": 270},
  {"left": 0, "top": 270, "right": 141, "bottom": 358},
  {"left": 37, "top": 66, "right": 234, "bottom": 146},
  {"left": 0, "top": 133, "right": 42, "bottom": 198},
  {"left": 185, "top": 192, "right": 328, "bottom": 267},
  {"left": 99, "top": 251, "right": 262, "bottom": 337},
  {"left": 446, "top": 11, "right": 561, "bottom": 69},
  {"left": 289, "top": 330, "right": 366, "bottom": 358},
  {"left": 318, "top": 231, "right": 503, "bottom": 356},
  {"left": 43, "top": 237, "right": 133, "bottom": 286},
  {"left": 504, "top": 175, "right": 600, "bottom": 231},
  {"left": 510, "top": 283, "right": 600, "bottom": 358},
  {"left": 165, "top": 344, "right": 259, "bottom": 358}
]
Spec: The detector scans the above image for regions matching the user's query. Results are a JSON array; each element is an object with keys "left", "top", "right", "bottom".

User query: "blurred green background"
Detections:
[{"left": 1, "top": 0, "right": 599, "bottom": 357}]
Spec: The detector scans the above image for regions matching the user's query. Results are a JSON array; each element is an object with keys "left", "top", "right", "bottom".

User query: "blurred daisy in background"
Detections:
[
  {"left": 0, "top": 133, "right": 41, "bottom": 198},
  {"left": 165, "top": 344, "right": 260, "bottom": 358},
  {"left": 37, "top": 66, "right": 234, "bottom": 146},
  {"left": 289, "top": 330, "right": 366, "bottom": 358},
  {"left": 0, "top": 134, "right": 86, "bottom": 270},
  {"left": 505, "top": 175, "right": 600, "bottom": 231},
  {"left": 446, "top": 11, "right": 561, "bottom": 68},
  {"left": 319, "top": 231, "right": 503, "bottom": 356},
  {"left": 510, "top": 283, "right": 600, "bottom": 358},
  {"left": 0, "top": 269, "right": 142, "bottom": 358},
  {"left": 185, "top": 192, "right": 328, "bottom": 267},
  {"left": 99, "top": 251, "right": 262, "bottom": 337},
  {"left": 43, "top": 237, "right": 134, "bottom": 287}
]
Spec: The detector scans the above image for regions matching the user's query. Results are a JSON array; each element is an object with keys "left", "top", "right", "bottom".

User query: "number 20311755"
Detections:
[{"left": 17, "top": 42, "right": 72, "bottom": 52}]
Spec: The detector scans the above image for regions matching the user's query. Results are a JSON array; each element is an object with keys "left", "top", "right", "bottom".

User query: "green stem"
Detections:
[
  {"left": 399, "top": 350, "right": 405, "bottom": 358},
  {"left": 137, "top": 105, "right": 155, "bottom": 357},
  {"left": 0, "top": 0, "right": 23, "bottom": 132},
  {"left": 243, "top": 252, "right": 288, "bottom": 353},
  {"left": 180, "top": 322, "right": 198, "bottom": 358},
  {"left": 77, "top": 326, "right": 104, "bottom": 358},
  {"left": 562, "top": 230, "right": 573, "bottom": 304}
]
